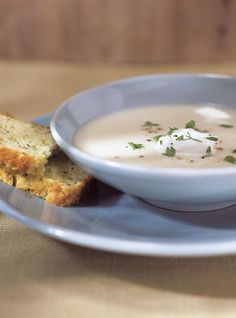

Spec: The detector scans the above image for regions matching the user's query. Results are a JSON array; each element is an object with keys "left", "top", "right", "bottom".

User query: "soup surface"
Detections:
[{"left": 75, "top": 105, "right": 236, "bottom": 168}]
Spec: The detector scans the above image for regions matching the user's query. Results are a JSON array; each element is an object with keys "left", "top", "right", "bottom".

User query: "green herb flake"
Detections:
[
  {"left": 206, "top": 146, "right": 211, "bottom": 154},
  {"left": 219, "top": 124, "right": 234, "bottom": 128},
  {"left": 176, "top": 132, "right": 202, "bottom": 142},
  {"left": 195, "top": 128, "right": 208, "bottom": 133},
  {"left": 224, "top": 155, "right": 236, "bottom": 164},
  {"left": 185, "top": 120, "right": 196, "bottom": 129},
  {"left": 142, "top": 121, "right": 159, "bottom": 127},
  {"left": 186, "top": 132, "right": 202, "bottom": 143},
  {"left": 206, "top": 136, "right": 218, "bottom": 142},
  {"left": 202, "top": 146, "right": 213, "bottom": 158},
  {"left": 128, "top": 142, "right": 144, "bottom": 150},
  {"left": 176, "top": 135, "right": 184, "bottom": 141},
  {"left": 167, "top": 127, "right": 178, "bottom": 135},
  {"left": 153, "top": 135, "right": 163, "bottom": 142},
  {"left": 163, "top": 146, "right": 176, "bottom": 157}
]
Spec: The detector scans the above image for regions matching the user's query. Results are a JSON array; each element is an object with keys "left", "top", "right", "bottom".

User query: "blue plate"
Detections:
[{"left": 0, "top": 114, "right": 236, "bottom": 257}]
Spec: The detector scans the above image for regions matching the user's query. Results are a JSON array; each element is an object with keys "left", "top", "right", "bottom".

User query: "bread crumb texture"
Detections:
[{"left": 0, "top": 114, "right": 58, "bottom": 176}]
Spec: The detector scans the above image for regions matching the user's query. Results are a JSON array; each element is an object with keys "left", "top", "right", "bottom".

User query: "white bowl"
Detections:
[{"left": 51, "top": 74, "right": 236, "bottom": 212}]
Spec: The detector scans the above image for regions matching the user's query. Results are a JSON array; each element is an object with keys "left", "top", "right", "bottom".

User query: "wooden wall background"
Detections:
[{"left": 0, "top": 0, "right": 235, "bottom": 63}]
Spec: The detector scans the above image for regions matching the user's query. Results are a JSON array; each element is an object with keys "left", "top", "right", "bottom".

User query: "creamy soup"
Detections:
[{"left": 75, "top": 105, "right": 236, "bottom": 168}]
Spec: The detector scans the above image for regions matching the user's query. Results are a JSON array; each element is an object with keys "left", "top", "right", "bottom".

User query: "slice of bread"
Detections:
[
  {"left": 0, "top": 114, "right": 58, "bottom": 177},
  {"left": 0, "top": 152, "right": 91, "bottom": 206}
]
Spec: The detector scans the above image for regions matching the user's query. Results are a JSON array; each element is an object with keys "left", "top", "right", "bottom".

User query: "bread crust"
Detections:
[
  {"left": 43, "top": 177, "right": 92, "bottom": 206},
  {"left": 0, "top": 167, "right": 14, "bottom": 185},
  {"left": 13, "top": 174, "right": 92, "bottom": 206},
  {"left": 0, "top": 146, "right": 46, "bottom": 176}
]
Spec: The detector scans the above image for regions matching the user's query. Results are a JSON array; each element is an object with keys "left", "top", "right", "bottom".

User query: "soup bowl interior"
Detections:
[{"left": 51, "top": 74, "right": 236, "bottom": 212}]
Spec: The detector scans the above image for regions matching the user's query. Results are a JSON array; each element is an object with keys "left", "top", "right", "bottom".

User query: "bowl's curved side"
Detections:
[{"left": 51, "top": 74, "right": 236, "bottom": 211}]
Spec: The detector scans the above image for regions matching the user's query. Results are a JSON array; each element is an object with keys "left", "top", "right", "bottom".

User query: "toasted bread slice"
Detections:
[
  {"left": 0, "top": 152, "right": 91, "bottom": 206},
  {"left": 0, "top": 114, "right": 58, "bottom": 176}
]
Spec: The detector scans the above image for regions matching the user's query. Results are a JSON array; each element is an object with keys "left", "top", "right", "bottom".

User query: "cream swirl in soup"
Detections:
[{"left": 75, "top": 105, "right": 236, "bottom": 168}]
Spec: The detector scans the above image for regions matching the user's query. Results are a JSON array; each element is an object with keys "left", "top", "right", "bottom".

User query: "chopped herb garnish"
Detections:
[
  {"left": 206, "top": 146, "right": 211, "bottom": 154},
  {"left": 176, "top": 135, "right": 184, "bottom": 141},
  {"left": 163, "top": 146, "right": 176, "bottom": 157},
  {"left": 153, "top": 135, "right": 163, "bottom": 142},
  {"left": 143, "top": 121, "right": 159, "bottom": 127},
  {"left": 206, "top": 136, "right": 218, "bottom": 142},
  {"left": 175, "top": 133, "right": 201, "bottom": 142},
  {"left": 128, "top": 142, "right": 144, "bottom": 150},
  {"left": 195, "top": 128, "right": 209, "bottom": 133},
  {"left": 202, "top": 146, "right": 213, "bottom": 158},
  {"left": 167, "top": 127, "right": 178, "bottom": 135},
  {"left": 232, "top": 149, "right": 236, "bottom": 153},
  {"left": 224, "top": 155, "right": 236, "bottom": 164},
  {"left": 186, "top": 132, "right": 202, "bottom": 142},
  {"left": 220, "top": 124, "right": 234, "bottom": 128},
  {"left": 185, "top": 120, "right": 196, "bottom": 129}
]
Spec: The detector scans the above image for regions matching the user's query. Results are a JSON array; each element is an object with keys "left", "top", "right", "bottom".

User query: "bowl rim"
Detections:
[{"left": 50, "top": 73, "right": 236, "bottom": 177}]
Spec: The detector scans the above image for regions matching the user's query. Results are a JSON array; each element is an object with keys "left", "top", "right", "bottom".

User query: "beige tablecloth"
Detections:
[{"left": 1, "top": 61, "right": 236, "bottom": 317}]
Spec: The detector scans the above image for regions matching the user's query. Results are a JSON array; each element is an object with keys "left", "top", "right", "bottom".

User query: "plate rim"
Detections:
[{"left": 2, "top": 190, "right": 236, "bottom": 258}]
